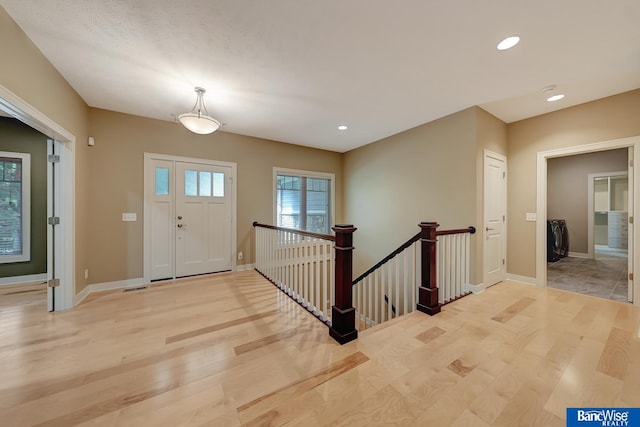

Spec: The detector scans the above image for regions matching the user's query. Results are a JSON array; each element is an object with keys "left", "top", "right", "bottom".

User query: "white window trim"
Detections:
[
  {"left": 273, "top": 167, "right": 335, "bottom": 233},
  {"left": 0, "top": 151, "right": 31, "bottom": 263}
]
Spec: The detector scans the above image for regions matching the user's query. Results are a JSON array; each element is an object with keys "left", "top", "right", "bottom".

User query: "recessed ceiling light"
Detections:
[
  {"left": 547, "top": 94, "right": 565, "bottom": 102},
  {"left": 497, "top": 36, "right": 520, "bottom": 51},
  {"left": 338, "top": 125, "right": 348, "bottom": 131},
  {"left": 542, "top": 85, "right": 565, "bottom": 102}
]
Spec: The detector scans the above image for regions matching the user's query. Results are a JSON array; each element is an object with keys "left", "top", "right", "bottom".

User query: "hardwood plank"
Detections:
[
  {"left": 237, "top": 351, "right": 369, "bottom": 422},
  {"left": 165, "top": 309, "right": 280, "bottom": 344},
  {"left": 596, "top": 326, "right": 631, "bottom": 380},
  {"left": 414, "top": 326, "right": 446, "bottom": 344},
  {"left": 491, "top": 297, "right": 535, "bottom": 323}
]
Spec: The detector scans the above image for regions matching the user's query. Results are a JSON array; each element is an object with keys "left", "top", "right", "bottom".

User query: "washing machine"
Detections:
[{"left": 547, "top": 219, "right": 568, "bottom": 262}]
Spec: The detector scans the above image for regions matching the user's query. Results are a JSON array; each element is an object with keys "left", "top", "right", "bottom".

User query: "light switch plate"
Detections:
[
  {"left": 525, "top": 212, "right": 537, "bottom": 222},
  {"left": 122, "top": 213, "right": 137, "bottom": 222}
]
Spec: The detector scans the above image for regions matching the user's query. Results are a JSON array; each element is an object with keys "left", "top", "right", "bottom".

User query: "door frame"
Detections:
[
  {"left": 587, "top": 170, "right": 628, "bottom": 260},
  {"left": 0, "top": 83, "right": 75, "bottom": 311},
  {"left": 536, "top": 135, "right": 640, "bottom": 307},
  {"left": 483, "top": 149, "right": 507, "bottom": 288},
  {"left": 143, "top": 152, "right": 237, "bottom": 283}
]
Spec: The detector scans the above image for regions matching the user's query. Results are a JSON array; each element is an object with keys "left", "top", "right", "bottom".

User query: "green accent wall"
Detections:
[{"left": 0, "top": 117, "right": 47, "bottom": 278}]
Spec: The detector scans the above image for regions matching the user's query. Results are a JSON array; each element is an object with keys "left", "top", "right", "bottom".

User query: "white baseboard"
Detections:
[
  {"left": 505, "top": 273, "right": 538, "bottom": 286},
  {"left": 91, "top": 277, "right": 147, "bottom": 292},
  {"left": 74, "top": 285, "right": 91, "bottom": 305},
  {"left": 74, "top": 277, "right": 146, "bottom": 306},
  {"left": 466, "top": 282, "right": 487, "bottom": 294},
  {"left": 0, "top": 273, "right": 47, "bottom": 286},
  {"left": 568, "top": 252, "right": 590, "bottom": 259},
  {"left": 236, "top": 263, "right": 255, "bottom": 272}
]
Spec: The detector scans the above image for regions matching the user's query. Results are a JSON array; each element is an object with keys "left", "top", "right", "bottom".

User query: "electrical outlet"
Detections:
[
  {"left": 84, "top": 269, "right": 89, "bottom": 279},
  {"left": 122, "top": 212, "right": 137, "bottom": 222},
  {"left": 237, "top": 251, "right": 243, "bottom": 260}
]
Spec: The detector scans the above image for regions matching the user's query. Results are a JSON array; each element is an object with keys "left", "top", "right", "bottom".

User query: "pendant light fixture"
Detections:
[{"left": 179, "top": 87, "right": 221, "bottom": 134}]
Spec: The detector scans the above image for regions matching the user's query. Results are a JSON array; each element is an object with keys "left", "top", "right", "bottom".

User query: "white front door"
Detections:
[
  {"left": 484, "top": 150, "right": 507, "bottom": 286},
  {"left": 146, "top": 154, "right": 235, "bottom": 281},
  {"left": 175, "top": 161, "right": 232, "bottom": 277}
]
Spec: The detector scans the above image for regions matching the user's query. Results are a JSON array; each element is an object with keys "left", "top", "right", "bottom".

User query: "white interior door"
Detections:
[
  {"left": 484, "top": 150, "right": 507, "bottom": 286},
  {"left": 175, "top": 161, "right": 232, "bottom": 277}
]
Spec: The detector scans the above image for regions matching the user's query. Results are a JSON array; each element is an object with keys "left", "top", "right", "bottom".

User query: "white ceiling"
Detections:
[{"left": 1, "top": 1, "right": 639, "bottom": 152}]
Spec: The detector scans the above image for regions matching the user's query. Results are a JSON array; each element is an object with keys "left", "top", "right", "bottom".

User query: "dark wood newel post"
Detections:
[
  {"left": 417, "top": 221, "right": 441, "bottom": 315},
  {"left": 329, "top": 224, "right": 358, "bottom": 344}
]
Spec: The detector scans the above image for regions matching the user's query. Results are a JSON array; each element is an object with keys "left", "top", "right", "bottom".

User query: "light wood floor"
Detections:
[{"left": 0, "top": 271, "right": 639, "bottom": 426}]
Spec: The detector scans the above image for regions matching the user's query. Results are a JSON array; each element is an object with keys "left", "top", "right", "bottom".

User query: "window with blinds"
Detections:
[
  {"left": 275, "top": 170, "right": 333, "bottom": 234},
  {"left": 0, "top": 152, "right": 30, "bottom": 263}
]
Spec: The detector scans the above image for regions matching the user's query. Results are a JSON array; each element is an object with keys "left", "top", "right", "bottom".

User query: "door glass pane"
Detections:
[
  {"left": 185, "top": 170, "right": 198, "bottom": 196},
  {"left": 199, "top": 171, "right": 212, "bottom": 196},
  {"left": 155, "top": 167, "right": 169, "bottom": 195},
  {"left": 213, "top": 172, "right": 224, "bottom": 197}
]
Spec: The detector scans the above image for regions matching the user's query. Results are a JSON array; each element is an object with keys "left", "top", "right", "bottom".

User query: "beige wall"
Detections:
[
  {"left": 475, "top": 108, "right": 508, "bottom": 284},
  {"left": 507, "top": 89, "right": 640, "bottom": 278},
  {"left": 0, "top": 6, "right": 91, "bottom": 292},
  {"left": 547, "top": 149, "right": 627, "bottom": 254},
  {"left": 87, "top": 108, "right": 343, "bottom": 284},
  {"left": 343, "top": 108, "right": 479, "bottom": 279}
]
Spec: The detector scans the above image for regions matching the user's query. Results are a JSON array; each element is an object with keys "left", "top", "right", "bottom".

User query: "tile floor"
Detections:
[{"left": 547, "top": 253, "right": 630, "bottom": 302}]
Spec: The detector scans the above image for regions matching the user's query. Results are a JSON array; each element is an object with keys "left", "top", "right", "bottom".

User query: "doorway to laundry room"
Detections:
[{"left": 546, "top": 148, "right": 631, "bottom": 303}]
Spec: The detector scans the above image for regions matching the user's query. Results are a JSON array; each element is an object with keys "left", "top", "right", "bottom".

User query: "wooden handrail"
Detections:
[
  {"left": 252, "top": 221, "right": 336, "bottom": 242},
  {"left": 436, "top": 226, "right": 476, "bottom": 236},
  {"left": 352, "top": 232, "right": 421, "bottom": 286}
]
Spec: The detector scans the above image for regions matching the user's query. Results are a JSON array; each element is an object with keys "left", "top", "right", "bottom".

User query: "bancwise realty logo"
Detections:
[{"left": 567, "top": 408, "right": 640, "bottom": 427}]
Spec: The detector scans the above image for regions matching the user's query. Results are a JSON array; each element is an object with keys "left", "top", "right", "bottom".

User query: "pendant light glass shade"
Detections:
[{"left": 179, "top": 87, "right": 221, "bottom": 134}]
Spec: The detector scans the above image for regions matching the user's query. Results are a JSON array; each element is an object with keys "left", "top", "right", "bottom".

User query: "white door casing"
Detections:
[
  {"left": 0, "top": 84, "right": 75, "bottom": 311},
  {"left": 484, "top": 150, "right": 507, "bottom": 287},
  {"left": 144, "top": 153, "right": 237, "bottom": 282},
  {"left": 536, "top": 136, "right": 639, "bottom": 307}
]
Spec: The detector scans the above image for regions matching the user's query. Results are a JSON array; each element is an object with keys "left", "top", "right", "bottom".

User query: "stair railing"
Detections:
[
  {"left": 352, "top": 232, "right": 421, "bottom": 330},
  {"left": 253, "top": 222, "right": 358, "bottom": 344},
  {"left": 353, "top": 222, "right": 476, "bottom": 331},
  {"left": 253, "top": 220, "right": 475, "bottom": 342}
]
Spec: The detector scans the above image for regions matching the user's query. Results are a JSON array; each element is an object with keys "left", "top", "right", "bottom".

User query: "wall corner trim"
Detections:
[
  {"left": 74, "top": 285, "right": 91, "bottom": 306},
  {"left": 467, "top": 282, "right": 487, "bottom": 294}
]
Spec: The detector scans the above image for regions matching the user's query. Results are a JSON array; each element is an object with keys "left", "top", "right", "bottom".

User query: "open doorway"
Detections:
[
  {"left": 545, "top": 150, "right": 630, "bottom": 302},
  {"left": 0, "top": 84, "right": 75, "bottom": 311},
  {"left": 537, "top": 137, "right": 639, "bottom": 308},
  {"left": 0, "top": 116, "right": 49, "bottom": 307}
]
